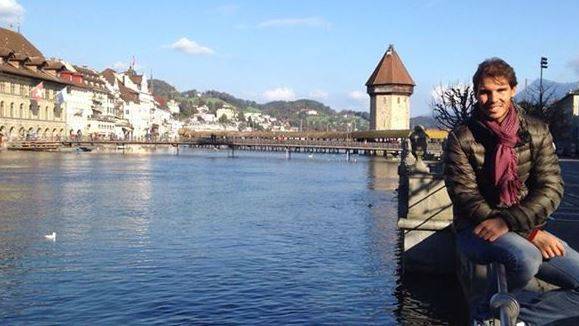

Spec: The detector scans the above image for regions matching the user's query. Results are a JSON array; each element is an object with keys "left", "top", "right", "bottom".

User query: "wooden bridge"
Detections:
[{"left": 6, "top": 137, "right": 444, "bottom": 158}]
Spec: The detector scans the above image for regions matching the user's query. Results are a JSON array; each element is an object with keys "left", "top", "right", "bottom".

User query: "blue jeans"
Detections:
[{"left": 457, "top": 226, "right": 579, "bottom": 325}]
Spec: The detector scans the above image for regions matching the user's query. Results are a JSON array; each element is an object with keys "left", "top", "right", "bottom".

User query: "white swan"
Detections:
[{"left": 44, "top": 232, "right": 56, "bottom": 241}]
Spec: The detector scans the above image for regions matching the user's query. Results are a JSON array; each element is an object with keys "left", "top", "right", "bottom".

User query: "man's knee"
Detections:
[{"left": 515, "top": 249, "right": 542, "bottom": 281}]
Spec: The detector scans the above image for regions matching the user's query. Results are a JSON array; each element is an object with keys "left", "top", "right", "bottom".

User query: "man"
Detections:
[{"left": 444, "top": 58, "right": 579, "bottom": 325}]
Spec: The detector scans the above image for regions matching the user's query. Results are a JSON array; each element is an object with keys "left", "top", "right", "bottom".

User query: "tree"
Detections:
[
  {"left": 218, "top": 114, "right": 229, "bottom": 124},
  {"left": 517, "top": 84, "right": 571, "bottom": 144},
  {"left": 516, "top": 83, "right": 557, "bottom": 122},
  {"left": 431, "top": 83, "right": 476, "bottom": 130}
]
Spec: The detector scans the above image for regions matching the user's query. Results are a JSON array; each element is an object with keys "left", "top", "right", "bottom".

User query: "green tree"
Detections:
[{"left": 218, "top": 114, "right": 229, "bottom": 124}]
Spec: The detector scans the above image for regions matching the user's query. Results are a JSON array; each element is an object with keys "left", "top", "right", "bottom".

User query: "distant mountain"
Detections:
[
  {"left": 410, "top": 115, "right": 437, "bottom": 129},
  {"left": 515, "top": 79, "right": 579, "bottom": 104}
]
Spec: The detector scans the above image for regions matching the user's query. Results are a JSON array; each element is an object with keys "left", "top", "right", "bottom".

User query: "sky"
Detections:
[{"left": 3, "top": 0, "right": 579, "bottom": 116}]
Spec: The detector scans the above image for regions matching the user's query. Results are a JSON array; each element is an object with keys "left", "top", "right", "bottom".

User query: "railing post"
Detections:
[{"left": 489, "top": 263, "right": 520, "bottom": 325}]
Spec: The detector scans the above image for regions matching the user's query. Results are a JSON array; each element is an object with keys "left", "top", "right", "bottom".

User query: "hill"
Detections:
[
  {"left": 148, "top": 79, "right": 180, "bottom": 99},
  {"left": 148, "top": 78, "right": 370, "bottom": 131},
  {"left": 410, "top": 115, "right": 437, "bottom": 129}
]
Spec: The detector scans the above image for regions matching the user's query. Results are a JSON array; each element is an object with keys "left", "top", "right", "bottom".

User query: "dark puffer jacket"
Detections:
[{"left": 444, "top": 105, "right": 564, "bottom": 236}]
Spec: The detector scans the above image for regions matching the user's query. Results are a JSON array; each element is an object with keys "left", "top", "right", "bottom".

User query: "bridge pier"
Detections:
[{"left": 286, "top": 147, "right": 291, "bottom": 160}]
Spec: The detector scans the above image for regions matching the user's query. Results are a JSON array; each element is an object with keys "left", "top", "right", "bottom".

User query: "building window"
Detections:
[
  {"left": 10, "top": 83, "right": 15, "bottom": 94},
  {"left": 45, "top": 106, "right": 49, "bottom": 120},
  {"left": 54, "top": 106, "right": 61, "bottom": 119},
  {"left": 19, "top": 103, "right": 24, "bottom": 118},
  {"left": 0, "top": 82, "right": 5, "bottom": 93},
  {"left": 0, "top": 101, "right": 3, "bottom": 117},
  {"left": 397, "top": 97, "right": 400, "bottom": 104},
  {"left": 10, "top": 103, "right": 14, "bottom": 117}
]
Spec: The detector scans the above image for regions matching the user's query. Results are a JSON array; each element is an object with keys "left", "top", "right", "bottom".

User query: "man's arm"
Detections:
[
  {"left": 444, "top": 130, "right": 496, "bottom": 226},
  {"left": 499, "top": 127, "right": 564, "bottom": 233}
]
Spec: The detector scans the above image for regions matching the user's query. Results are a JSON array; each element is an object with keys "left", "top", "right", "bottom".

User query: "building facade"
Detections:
[{"left": 0, "top": 28, "right": 70, "bottom": 145}]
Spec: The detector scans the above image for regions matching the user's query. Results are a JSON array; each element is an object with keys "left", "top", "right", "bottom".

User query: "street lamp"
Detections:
[{"left": 540, "top": 56, "right": 548, "bottom": 107}]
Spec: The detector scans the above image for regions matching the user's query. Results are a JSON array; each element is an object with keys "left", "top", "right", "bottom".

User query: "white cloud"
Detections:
[
  {"left": 568, "top": 56, "right": 579, "bottom": 76},
  {"left": 309, "top": 90, "right": 328, "bottom": 100},
  {"left": 263, "top": 87, "right": 296, "bottom": 101},
  {"left": 168, "top": 37, "right": 214, "bottom": 55},
  {"left": 257, "top": 17, "right": 331, "bottom": 29},
  {"left": 0, "top": 0, "right": 24, "bottom": 25}
]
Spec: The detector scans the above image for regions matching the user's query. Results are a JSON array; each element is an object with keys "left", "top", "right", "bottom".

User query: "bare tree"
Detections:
[
  {"left": 516, "top": 83, "right": 571, "bottom": 143},
  {"left": 516, "top": 83, "right": 557, "bottom": 121},
  {"left": 431, "top": 83, "right": 476, "bottom": 130}
]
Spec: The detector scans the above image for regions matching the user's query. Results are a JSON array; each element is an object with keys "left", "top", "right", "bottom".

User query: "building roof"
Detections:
[
  {"left": 0, "top": 27, "right": 44, "bottom": 58},
  {"left": 366, "top": 44, "right": 415, "bottom": 87},
  {"left": 124, "top": 67, "right": 143, "bottom": 85},
  {"left": 101, "top": 68, "right": 117, "bottom": 86},
  {"left": 0, "top": 62, "right": 67, "bottom": 84},
  {"left": 44, "top": 59, "right": 65, "bottom": 71},
  {"left": 118, "top": 81, "right": 140, "bottom": 104}
]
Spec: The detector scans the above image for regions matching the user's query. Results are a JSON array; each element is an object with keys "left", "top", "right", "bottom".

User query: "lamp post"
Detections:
[{"left": 540, "top": 56, "right": 548, "bottom": 107}]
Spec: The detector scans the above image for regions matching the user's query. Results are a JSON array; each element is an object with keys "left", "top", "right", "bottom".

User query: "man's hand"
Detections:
[
  {"left": 531, "top": 230, "right": 566, "bottom": 259},
  {"left": 474, "top": 217, "right": 509, "bottom": 242}
]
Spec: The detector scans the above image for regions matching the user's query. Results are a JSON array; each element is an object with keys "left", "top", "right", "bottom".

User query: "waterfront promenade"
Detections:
[{"left": 548, "top": 159, "right": 579, "bottom": 249}]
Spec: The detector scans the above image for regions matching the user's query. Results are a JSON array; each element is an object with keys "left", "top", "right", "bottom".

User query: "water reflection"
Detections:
[
  {"left": 366, "top": 157, "right": 467, "bottom": 324},
  {"left": 367, "top": 157, "right": 400, "bottom": 191}
]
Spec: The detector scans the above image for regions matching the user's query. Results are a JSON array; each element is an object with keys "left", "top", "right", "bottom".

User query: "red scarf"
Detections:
[{"left": 481, "top": 104, "right": 521, "bottom": 206}]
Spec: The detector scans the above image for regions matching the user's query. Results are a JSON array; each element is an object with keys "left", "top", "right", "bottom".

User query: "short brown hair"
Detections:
[{"left": 472, "top": 58, "right": 518, "bottom": 91}]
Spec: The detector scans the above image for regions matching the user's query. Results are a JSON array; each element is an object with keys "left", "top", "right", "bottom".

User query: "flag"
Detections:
[
  {"left": 55, "top": 90, "right": 65, "bottom": 105},
  {"left": 31, "top": 82, "right": 44, "bottom": 101}
]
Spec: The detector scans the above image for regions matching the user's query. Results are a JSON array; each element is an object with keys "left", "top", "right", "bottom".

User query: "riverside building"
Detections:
[{"left": 0, "top": 27, "right": 70, "bottom": 144}]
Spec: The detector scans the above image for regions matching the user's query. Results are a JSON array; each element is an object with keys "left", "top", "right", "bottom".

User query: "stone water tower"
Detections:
[{"left": 366, "top": 44, "right": 415, "bottom": 130}]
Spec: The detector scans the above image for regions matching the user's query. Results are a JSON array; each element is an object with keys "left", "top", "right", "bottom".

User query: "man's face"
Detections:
[{"left": 476, "top": 76, "right": 516, "bottom": 123}]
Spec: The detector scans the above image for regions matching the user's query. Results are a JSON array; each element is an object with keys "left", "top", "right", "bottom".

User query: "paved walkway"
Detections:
[{"left": 547, "top": 160, "right": 579, "bottom": 249}]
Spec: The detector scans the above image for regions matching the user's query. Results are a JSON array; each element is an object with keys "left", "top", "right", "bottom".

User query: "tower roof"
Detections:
[{"left": 366, "top": 45, "right": 414, "bottom": 87}]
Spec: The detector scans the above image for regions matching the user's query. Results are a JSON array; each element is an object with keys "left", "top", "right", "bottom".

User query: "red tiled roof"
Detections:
[
  {"left": 129, "top": 74, "right": 142, "bottom": 85},
  {"left": 101, "top": 68, "right": 117, "bottom": 86},
  {"left": 0, "top": 47, "right": 13, "bottom": 57},
  {"left": 366, "top": 44, "right": 415, "bottom": 87},
  {"left": 0, "top": 62, "right": 70, "bottom": 85},
  {"left": 44, "top": 59, "right": 65, "bottom": 71},
  {"left": 118, "top": 81, "right": 140, "bottom": 104},
  {"left": 0, "top": 27, "right": 44, "bottom": 58},
  {"left": 25, "top": 56, "right": 45, "bottom": 66}
]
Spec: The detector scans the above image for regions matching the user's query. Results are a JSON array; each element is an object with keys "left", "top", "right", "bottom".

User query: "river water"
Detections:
[{"left": 0, "top": 150, "right": 465, "bottom": 325}]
